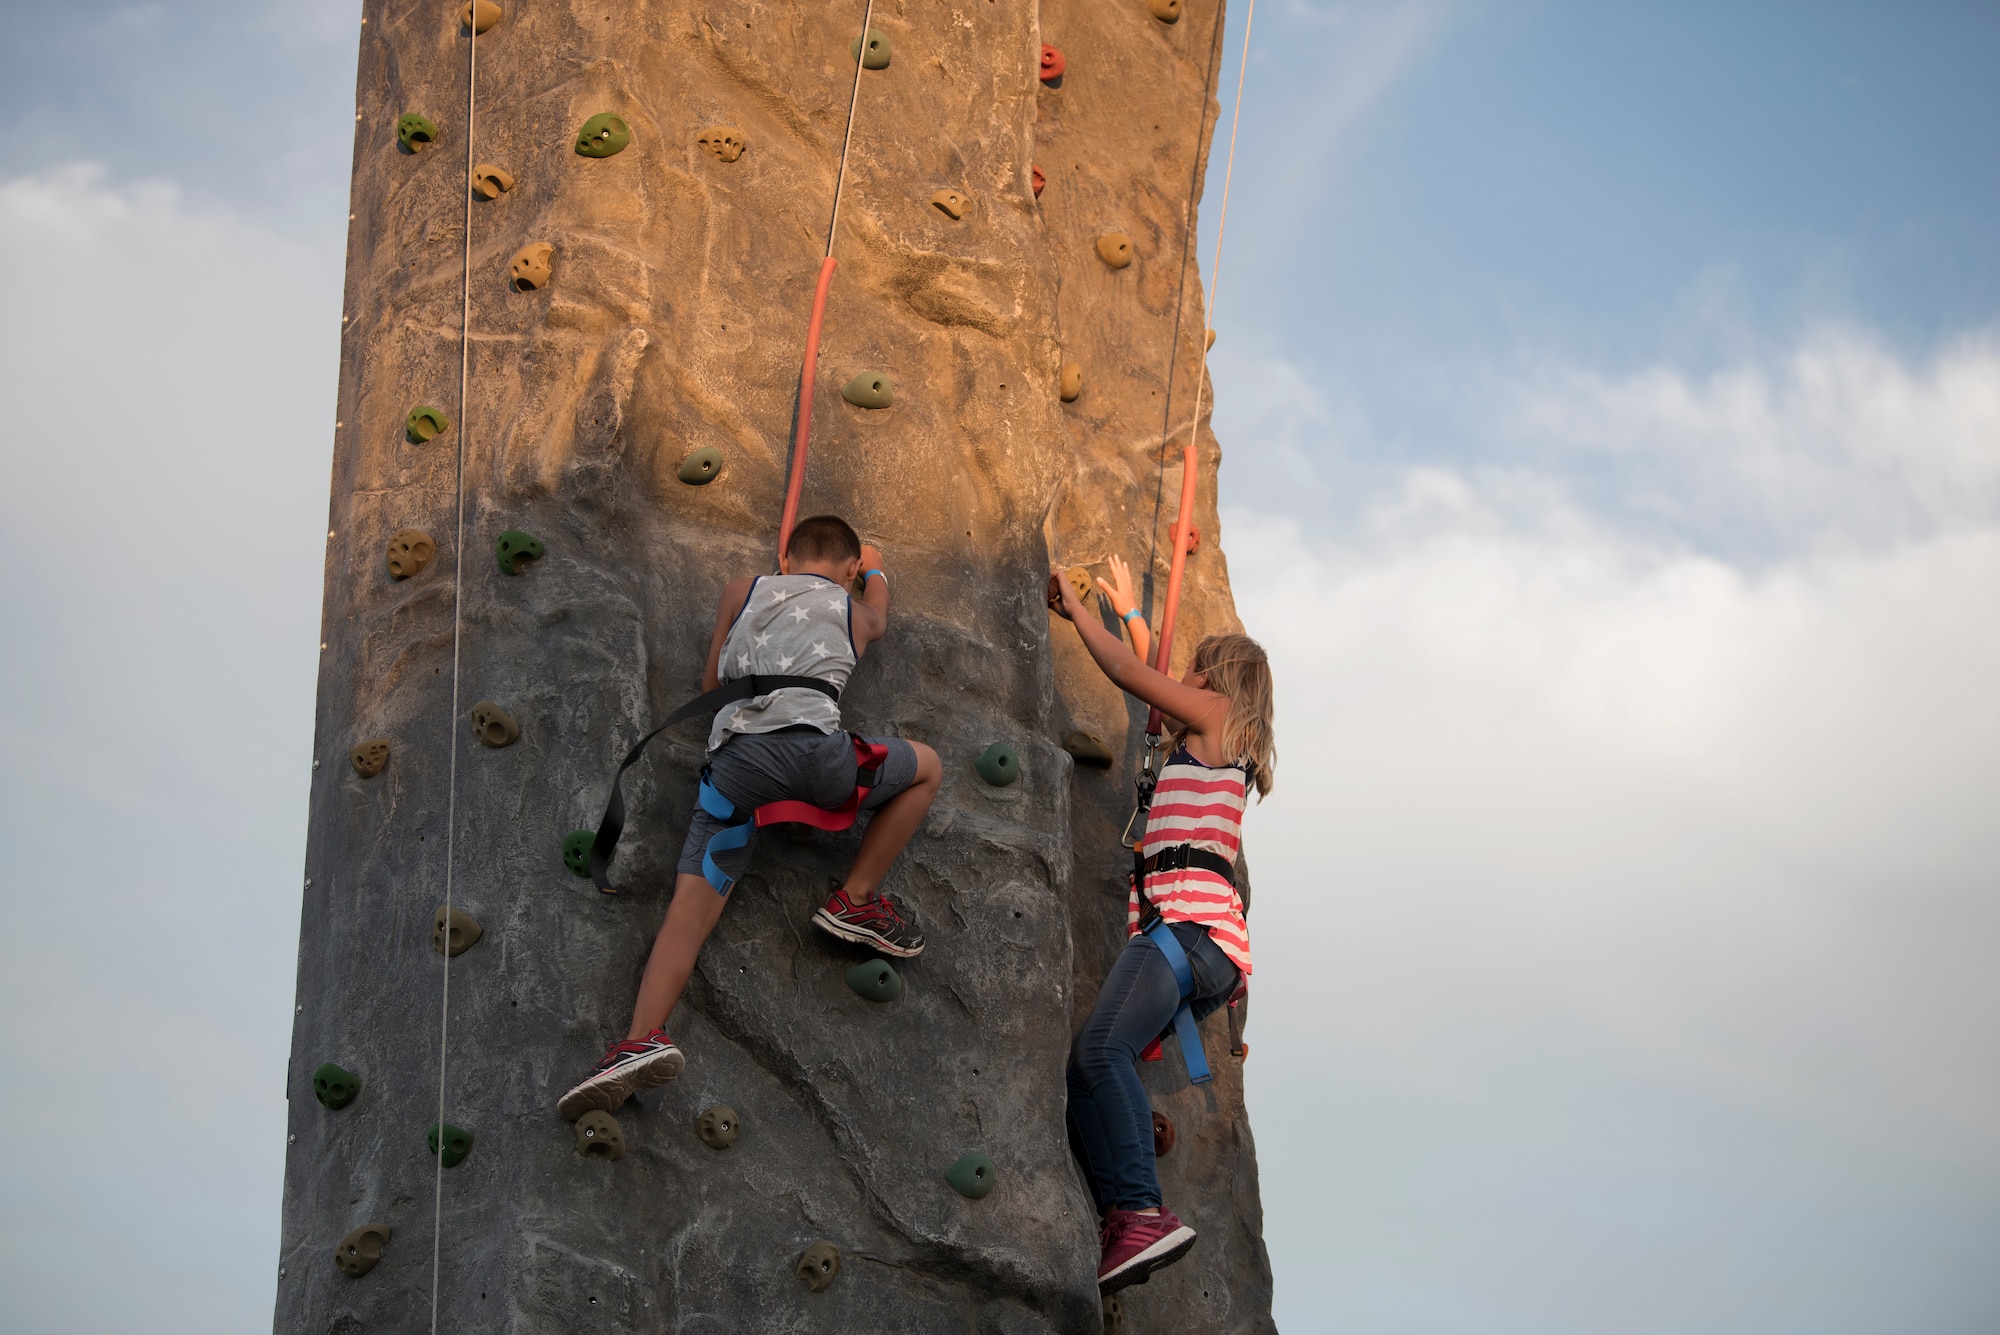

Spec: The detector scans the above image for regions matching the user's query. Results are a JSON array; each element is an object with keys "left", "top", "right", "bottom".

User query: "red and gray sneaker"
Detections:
[
  {"left": 557, "top": 1028, "right": 684, "bottom": 1121},
  {"left": 1097, "top": 1207, "right": 1197, "bottom": 1294},
  {"left": 812, "top": 884, "right": 925, "bottom": 957}
]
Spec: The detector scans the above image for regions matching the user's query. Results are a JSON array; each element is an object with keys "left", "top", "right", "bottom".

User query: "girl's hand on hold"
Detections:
[
  {"left": 1047, "top": 563, "right": 1082, "bottom": 622},
  {"left": 1095, "top": 553, "right": 1138, "bottom": 618}
]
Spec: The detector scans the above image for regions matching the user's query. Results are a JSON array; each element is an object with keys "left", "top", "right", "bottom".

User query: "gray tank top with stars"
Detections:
[{"left": 708, "top": 573, "right": 856, "bottom": 753}]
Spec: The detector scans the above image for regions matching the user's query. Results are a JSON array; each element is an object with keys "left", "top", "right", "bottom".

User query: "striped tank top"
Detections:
[
  {"left": 707, "top": 573, "right": 856, "bottom": 753},
  {"left": 1128, "top": 747, "right": 1254, "bottom": 976}
]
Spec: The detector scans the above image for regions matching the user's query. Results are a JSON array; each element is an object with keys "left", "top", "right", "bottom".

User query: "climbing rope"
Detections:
[
  {"left": 1145, "top": 0, "right": 1258, "bottom": 693},
  {"left": 777, "top": 0, "right": 880, "bottom": 559},
  {"left": 430, "top": 16, "right": 480, "bottom": 1334}
]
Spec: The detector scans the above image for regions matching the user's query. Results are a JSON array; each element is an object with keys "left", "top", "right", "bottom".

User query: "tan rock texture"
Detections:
[{"left": 280, "top": 1, "right": 1270, "bottom": 1331}]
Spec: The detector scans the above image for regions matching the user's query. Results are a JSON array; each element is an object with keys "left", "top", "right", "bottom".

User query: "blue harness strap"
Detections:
[
  {"left": 1144, "top": 919, "right": 1212, "bottom": 1086},
  {"left": 697, "top": 772, "right": 755, "bottom": 894}
]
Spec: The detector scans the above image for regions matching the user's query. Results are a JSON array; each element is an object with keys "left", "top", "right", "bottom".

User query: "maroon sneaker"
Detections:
[
  {"left": 1097, "top": 1207, "right": 1197, "bottom": 1294},
  {"left": 557, "top": 1028, "right": 684, "bottom": 1121},
  {"left": 812, "top": 884, "right": 925, "bottom": 957}
]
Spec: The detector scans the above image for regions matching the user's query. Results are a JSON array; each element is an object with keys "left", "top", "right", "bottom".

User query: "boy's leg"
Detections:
[
  {"left": 842, "top": 740, "right": 940, "bottom": 901},
  {"left": 626, "top": 871, "right": 731, "bottom": 1039}
]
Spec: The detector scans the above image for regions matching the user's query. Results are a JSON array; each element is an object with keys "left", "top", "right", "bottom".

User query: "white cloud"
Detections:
[{"left": 1229, "top": 333, "right": 2000, "bottom": 1333}]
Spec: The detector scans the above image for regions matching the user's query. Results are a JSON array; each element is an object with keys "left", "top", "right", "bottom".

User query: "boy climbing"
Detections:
[
  {"left": 1049, "top": 562, "right": 1276, "bottom": 1296},
  {"left": 558, "top": 516, "right": 942, "bottom": 1120}
]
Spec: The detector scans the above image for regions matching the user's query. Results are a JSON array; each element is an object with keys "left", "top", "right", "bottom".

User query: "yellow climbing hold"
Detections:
[
  {"left": 1149, "top": 0, "right": 1183, "bottom": 22},
  {"left": 471, "top": 163, "right": 515, "bottom": 199},
  {"left": 697, "top": 126, "right": 746, "bottom": 162},
  {"left": 1059, "top": 362, "right": 1083, "bottom": 402},
  {"left": 931, "top": 188, "right": 968, "bottom": 219},
  {"left": 460, "top": 0, "right": 501, "bottom": 33},
  {"left": 1096, "top": 233, "right": 1134, "bottom": 269},
  {"left": 509, "top": 242, "right": 553, "bottom": 290}
]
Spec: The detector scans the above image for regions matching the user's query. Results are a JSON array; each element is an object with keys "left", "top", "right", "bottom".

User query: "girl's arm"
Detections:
[
  {"left": 1094, "top": 553, "right": 1152, "bottom": 665},
  {"left": 1052, "top": 564, "right": 1223, "bottom": 735}
]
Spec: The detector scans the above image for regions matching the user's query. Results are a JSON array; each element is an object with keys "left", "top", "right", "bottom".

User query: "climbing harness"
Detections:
[
  {"left": 1141, "top": 915, "right": 1213, "bottom": 1085},
  {"left": 587, "top": 676, "right": 887, "bottom": 895}
]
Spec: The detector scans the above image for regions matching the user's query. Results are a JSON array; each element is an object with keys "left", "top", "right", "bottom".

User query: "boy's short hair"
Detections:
[{"left": 786, "top": 514, "right": 862, "bottom": 565}]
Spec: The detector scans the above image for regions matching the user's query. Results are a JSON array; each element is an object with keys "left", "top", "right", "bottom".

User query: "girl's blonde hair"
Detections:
[{"left": 1175, "top": 632, "right": 1276, "bottom": 799}]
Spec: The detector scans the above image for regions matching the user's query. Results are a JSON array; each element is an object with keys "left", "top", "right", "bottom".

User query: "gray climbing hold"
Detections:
[
  {"left": 945, "top": 1151, "right": 996, "bottom": 1199},
  {"left": 575, "top": 1109, "right": 624, "bottom": 1159},
  {"left": 845, "top": 958, "right": 904, "bottom": 1003},
  {"left": 697, "top": 1105, "right": 739, "bottom": 1150},
  {"left": 432, "top": 905, "right": 482, "bottom": 957},
  {"left": 798, "top": 1240, "right": 842, "bottom": 1291},
  {"left": 677, "top": 446, "right": 723, "bottom": 485},
  {"left": 842, "top": 372, "right": 893, "bottom": 409},
  {"left": 335, "top": 1223, "right": 391, "bottom": 1277},
  {"left": 976, "top": 742, "right": 1020, "bottom": 786},
  {"left": 850, "top": 29, "right": 890, "bottom": 69},
  {"left": 1064, "top": 731, "right": 1114, "bottom": 768}
]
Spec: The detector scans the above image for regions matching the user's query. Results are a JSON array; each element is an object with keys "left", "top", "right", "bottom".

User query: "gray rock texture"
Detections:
[{"left": 280, "top": 0, "right": 1271, "bottom": 1331}]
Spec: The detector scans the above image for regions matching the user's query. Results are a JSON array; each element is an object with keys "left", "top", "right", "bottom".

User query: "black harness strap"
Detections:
[
  {"left": 589, "top": 675, "right": 838, "bottom": 893},
  {"left": 1139, "top": 844, "right": 1239, "bottom": 885}
]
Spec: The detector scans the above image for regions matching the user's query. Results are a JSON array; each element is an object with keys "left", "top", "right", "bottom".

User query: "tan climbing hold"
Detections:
[
  {"left": 696, "top": 126, "right": 746, "bottom": 162},
  {"left": 576, "top": 1109, "right": 624, "bottom": 1159},
  {"left": 1096, "top": 233, "right": 1134, "bottom": 269},
  {"left": 349, "top": 739, "right": 390, "bottom": 779},
  {"left": 797, "top": 1240, "right": 842, "bottom": 1291},
  {"left": 334, "top": 1223, "right": 391, "bottom": 1278},
  {"left": 1149, "top": 0, "right": 1183, "bottom": 22},
  {"left": 470, "top": 701, "right": 519, "bottom": 747},
  {"left": 385, "top": 528, "right": 435, "bottom": 579},
  {"left": 1059, "top": 362, "right": 1083, "bottom": 403},
  {"left": 509, "top": 242, "right": 553, "bottom": 290},
  {"left": 931, "top": 188, "right": 968, "bottom": 220},
  {"left": 460, "top": 0, "right": 501, "bottom": 33},
  {"left": 1205, "top": 327, "right": 1217, "bottom": 350},
  {"left": 432, "top": 905, "right": 482, "bottom": 957},
  {"left": 471, "top": 163, "right": 515, "bottom": 199},
  {"left": 1063, "top": 731, "right": 1114, "bottom": 768}
]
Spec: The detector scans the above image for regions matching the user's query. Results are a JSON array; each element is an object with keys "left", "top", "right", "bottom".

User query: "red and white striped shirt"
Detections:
[{"left": 1128, "top": 747, "right": 1253, "bottom": 976}]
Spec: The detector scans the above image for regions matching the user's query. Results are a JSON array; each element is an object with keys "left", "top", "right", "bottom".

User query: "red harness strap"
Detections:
[{"left": 751, "top": 735, "right": 890, "bottom": 831}]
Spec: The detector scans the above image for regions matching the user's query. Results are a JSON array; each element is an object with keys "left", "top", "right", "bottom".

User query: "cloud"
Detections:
[
  {"left": 1226, "top": 332, "right": 2000, "bottom": 1332},
  {"left": 0, "top": 165, "right": 337, "bottom": 1334}
]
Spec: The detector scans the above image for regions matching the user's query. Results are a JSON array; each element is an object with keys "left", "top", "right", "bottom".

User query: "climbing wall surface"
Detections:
[{"left": 281, "top": 0, "right": 1271, "bottom": 1331}]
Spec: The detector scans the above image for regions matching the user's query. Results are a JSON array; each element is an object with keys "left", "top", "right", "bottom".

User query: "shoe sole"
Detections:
[
  {"left": 557, "top": 1046, "right": 685, "bottom": 1121},
  {"left": 811, "top": 908, "right": 925, "bottom": 958},
  {"left": 1098, "top": 1226, "right": 1197, "bottom": 1295}
]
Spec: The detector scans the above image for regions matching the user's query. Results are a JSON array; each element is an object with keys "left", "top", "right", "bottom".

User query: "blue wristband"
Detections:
[
  {"left": 1122, "top": 608, "right": 1142, "bottom": 624},
  {"left": 863, "top": 569, "right": 886, "bottom": 583}
]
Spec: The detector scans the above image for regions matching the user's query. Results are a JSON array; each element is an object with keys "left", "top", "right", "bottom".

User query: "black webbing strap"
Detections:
[
  {"left": 1139, "top": 843, "right": 1239, "bottom": 886},
  {"left": 589, "top": 675, "right": 838, "bottom": 893}
]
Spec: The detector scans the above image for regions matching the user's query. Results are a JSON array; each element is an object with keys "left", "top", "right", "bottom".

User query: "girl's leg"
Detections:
[{"left": 1066, "top": 935, "right": 1184, "bottom": 1212}]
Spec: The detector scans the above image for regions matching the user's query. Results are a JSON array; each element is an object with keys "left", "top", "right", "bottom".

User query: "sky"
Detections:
[{"left": 1, "top": 3, "right": 1997, "bottom": 1333}]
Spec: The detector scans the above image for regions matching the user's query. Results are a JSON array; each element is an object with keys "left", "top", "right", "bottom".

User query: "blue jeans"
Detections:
[{"left": 1066, "top": 921, "right": 1241, "bottom": 1212}]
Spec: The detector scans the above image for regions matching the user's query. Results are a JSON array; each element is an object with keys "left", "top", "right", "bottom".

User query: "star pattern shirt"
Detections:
[{"left": 708, "top": 573, "right": 857, "bottom": 753}]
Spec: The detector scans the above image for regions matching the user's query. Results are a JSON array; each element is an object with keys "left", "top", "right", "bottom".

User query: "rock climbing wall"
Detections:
[{"left": 279, "top": 1, "right": 1272, "bottom": 1332}]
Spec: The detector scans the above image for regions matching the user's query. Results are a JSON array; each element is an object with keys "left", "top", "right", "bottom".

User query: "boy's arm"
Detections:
[
  {"left": 702, "top": 576, "right": 758, "bottom": 690},
  {"left": 850, "top": 543, "right": 889, "bottom": 650},
  {"left": 1051, "top": 564, "right": 1222, "bottom": 733}
]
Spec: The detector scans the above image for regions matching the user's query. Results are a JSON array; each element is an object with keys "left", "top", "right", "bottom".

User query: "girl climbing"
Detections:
[{"left": 1048, "top": 564, "right": 1275, "bottom": 1296}]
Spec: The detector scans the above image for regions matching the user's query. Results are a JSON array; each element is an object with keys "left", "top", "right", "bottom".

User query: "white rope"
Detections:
[
  {"left": 1179, "top": 0, "right": 1257, "bottom": 456},
  {"left": 430, "top": 11, "right": 478, "bottom": 1333},
  {"left": 824, "top": 0, "right": 880, "bottom": 258}
]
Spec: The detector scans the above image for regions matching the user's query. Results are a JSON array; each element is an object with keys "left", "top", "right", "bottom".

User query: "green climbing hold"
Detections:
[
  {"left": 312, "top": 1062, "right": 361, "bottom": 1110},
  {"left": 427, "top": 1122, "right": 473, "bottom": 1168},
  {"left": 945, "top": 1151, "right": 996, "bottom": 1200},
  {"left": 975, "top": 742, "right": 1020, "bottom": 786},
  {"left": 845, "top": 958, "right": 904, "bottom": 1003},
  {"left": 841, "top": 372, "right": 893, "bottom": 409},
  {"left": 406, "top": 405, "right": 450, "bottom": 443},
  {"left": 495, "top": 529, "right": 545, "bottom": 575},
  {"left": 850, "top": 29, "right": 891, "bottom": 69},
  {"left": 562, "top": 829, "right": 595, "bottom": 878},
  {"left": 397, "top": 113, "right": 440, "bottom": 152},
  {"left": 677, "top": 446, "right": 724, "bottom": 485},
  {"left": 575, "top": 113, "right": 631, "bottom": 158},
  {"left": 1063, "top": 730, "right": 1114, "bottom": 768}
]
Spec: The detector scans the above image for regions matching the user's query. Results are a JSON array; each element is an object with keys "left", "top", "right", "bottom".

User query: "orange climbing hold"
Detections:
[
  {"left": 1040, "top": 44, "right": 1066, "bottom": 83},
  {"left": 1031, "top": 165, "right": 1045, "bottom": 199}
]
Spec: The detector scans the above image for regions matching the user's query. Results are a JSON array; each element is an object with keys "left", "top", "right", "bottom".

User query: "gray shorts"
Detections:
[{"left": 676, "top": 727, "right": 919, "bottom": 880}]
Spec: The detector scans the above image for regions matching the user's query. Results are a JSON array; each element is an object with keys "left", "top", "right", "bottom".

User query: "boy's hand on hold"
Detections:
[{"left": 859, "top": 543, "right": 884, "bottom": 571}]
